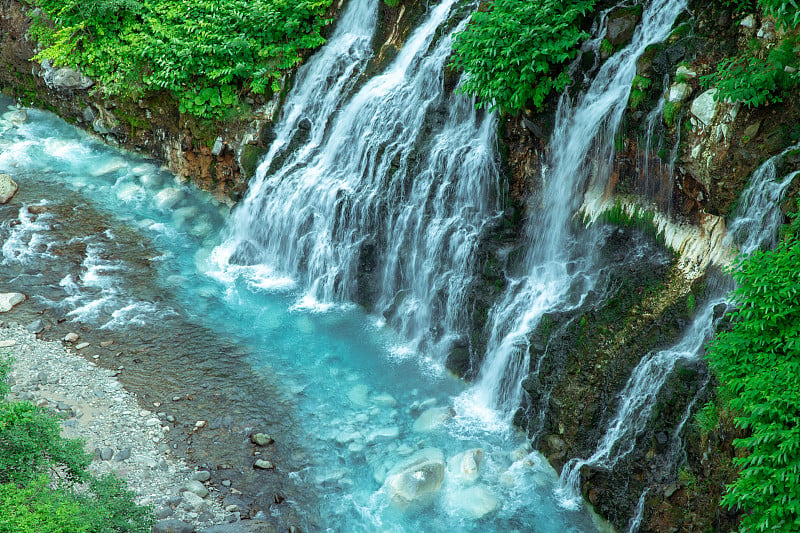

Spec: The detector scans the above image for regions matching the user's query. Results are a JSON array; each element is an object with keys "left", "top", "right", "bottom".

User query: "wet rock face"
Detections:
[
  {"left": 605, "top": 5, "right": 644, "bottom": 48},
  {"left": 0, "top": 173, "right": 18, "bottom": 203},
  {"left": 382, "top": 448, "right": 445, "bottom": 507}
]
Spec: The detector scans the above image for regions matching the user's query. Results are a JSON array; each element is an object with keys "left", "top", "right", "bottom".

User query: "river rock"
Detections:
[
  {"left": 0, "top": 340, "right": 16, "bottom": 348},
  {"left": 448, "top": 485, "right": 499, "bottom": 519},
  {"left": 690, "top": 89, "right": 720, "bottom": 126},
  {"left": 347, "top": 384, "right": 370, "bottom": 407},
  {"left": 740, "top": 14, "right": 756, "bottom": 29},
  {"left": 25, "top": 319, "right": 44, "bottom": 334},
  {"left": 412, "top": 406, "right": 455, "bottom": 433},
  {"left": 372, "top": 393, "right": 397, "bottom": 407},
  {"left": 64, "top": 332, "right": 80, "bottom": 343},
  {"left": 113, "top": 447, "right": 132, "bottom": 462},
  {"left": 0, "top": 293, "right": 25, "bottom": 312},
  {"left": 181, "top": 490, "right": 206, "bottom": 511},
  {"left": 155, "top": 187, "right": 184, "bottom": 210},
  {"left": 192, "top": 470, "right": 212, "bottom": 482},
  {"left": 367, "top": 426, "right": 400, "bottom": 443},
  {"left": 382, "top": 448, "right": 445, "bottom": 507},
  {"left": 254, "top": 459, "right": 274, "bottom": 470},
  {"left": 446, "top": 448, "right": 484, "bottom": 483},
  {"left": 2, "top": 109, "right": 26, "bottom": 124},
  {"left": 250, "top": 433, "right": 274, "bottom": 446},
  {"left": 152, "top": 519, "right": 195, "bottom": 533},
  {"left": 184, "top": 479, "right": 209, "bottom": 498},
  {"left": 198, "top": 522, "right": 276, "bottom": 533}
]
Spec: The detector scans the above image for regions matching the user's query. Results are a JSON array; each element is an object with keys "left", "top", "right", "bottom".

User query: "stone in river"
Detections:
[
  {"left": 372, "top": 393, "right": 397, "bottom": 407},
  {"left": 63, "top": 332, "right": 80, "bottom": 343},
  {"left": 191, "top": 470, "right": 212, "bottom": 482},
  {"left": 184, "top": 479, "right": 209, "bottom": 498},
  {"left": 155, "top": 187, "right": 184, "bottom": 210},
  {"left": 250, "top": 433, "right": 274, "bottom": 446},
  {"left": 412, "top": 406, "right": 455, "bottom": 433},
  {"left": 446, "top": 448, "right": 484, "bottom": 484},
  {"left": 25, "top": 319, "right": 44, "bottom": 333},
  {"left": 448, "top": 485, "right": 499, "bottom": 519},
  {"left": 113, "top": 447, "right": 131, "bottom": 462},
  {"left": 254, "top": 459, "right": 274, "bottom": 470},
  {"left": 0, "top": 174, "right": 19, "bottom": 204},
  {"left": 367, "top": 426, "right": 400, "bottom": 443},
  {"left": 382, "top": 448, "right": 445, "bottom": 507},
  {"left": 347, "top": 384, "right": 370, "bottom": 407},
  {"left": 0, "top": 292, "right": 25, "bottom": 312}
]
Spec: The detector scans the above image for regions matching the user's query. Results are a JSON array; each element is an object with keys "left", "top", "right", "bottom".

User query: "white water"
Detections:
[
  {"left": 556, "top": 141, "right": 800, "bottom": 509},
  {"left": 218, "top": 0, "right": 502, "bottom": 361},
  {"left": 470, "top": 0, "right": 688, "bottom": 418}
]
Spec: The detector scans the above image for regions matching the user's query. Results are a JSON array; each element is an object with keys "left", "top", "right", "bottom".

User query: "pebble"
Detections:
[
  {"left": 75, "top": 342, "right": 90, "bottom": 350},
  {"left": 250, "top": 433, "right": 274, "bottom": 446},
  {"left": 192, "top": 470, "right": 212, "bottom": 482},
  {"left": 63, "top": 332, "right": 80, "bottom": 342},
  {"left": 254, "top": 459, "right": 275, "bottom": 470}
]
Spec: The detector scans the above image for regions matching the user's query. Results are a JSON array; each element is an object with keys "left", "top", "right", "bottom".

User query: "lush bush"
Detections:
[
  {"left": 0, "top": 358, "right": 153, "bottom": 532},
  {"left": 701, "top": 1, "right": 800, "bottom": 107},
  {"left": 27, "top": 0, "right": 335, "bottom": 118},
  {"left": 707, "top": 210, "right": 800, "bottom": 532},
  {"left": 450, "top": 0, "right": 596, "bottom": 115}
]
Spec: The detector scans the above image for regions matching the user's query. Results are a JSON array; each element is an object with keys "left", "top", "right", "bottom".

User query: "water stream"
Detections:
[{"left": 556, "top": 141, "right": 800, "bottom": 513}]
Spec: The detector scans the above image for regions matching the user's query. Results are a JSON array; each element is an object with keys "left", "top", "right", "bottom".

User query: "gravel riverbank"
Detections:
[{"left": 0, "top": 320, "right": 281, "bottom": 533}]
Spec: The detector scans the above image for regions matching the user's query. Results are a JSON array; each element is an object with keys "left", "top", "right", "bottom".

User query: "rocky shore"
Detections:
[{"left": 0, "top": 319, "right": 286, "bottom": 533}]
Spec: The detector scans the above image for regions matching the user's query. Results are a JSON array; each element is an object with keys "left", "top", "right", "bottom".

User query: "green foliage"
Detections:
[
  {"left": 384, "top": 0, "right": 400, "bottom": 6},
  {"left": 694, "top": 400, "right": 720, "bottom": 435},
  {"left": 706, "top": 232, "right": 800, "bottom": 532},
  {"left": 663, "top": 101, "right": 681, "bottom": 127},
  {"left": 450, "top": 0, "right": 596, "bottom": 115},
  {"left": 597, "top": 200, "right": 668, "bottom": 248},
  {"left": 27, "top": 0, "right": 334, "bottom": 118},
  {"left": 628, "top": 75, "right": 652, "bottom": 111},
  {"left": 701, "top": 1, "right": 800, "bottom": 108},
  {"left": 0, "top": 357, "right": 153, "bottom": 532}
]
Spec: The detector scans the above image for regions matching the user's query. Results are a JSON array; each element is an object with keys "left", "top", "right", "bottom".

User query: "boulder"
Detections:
[
  {"left": 40, "top": 59, "right": 94, "bottom": 90},
  {"left": 152, "top": 519, "right": 195, "bottom": 533},
  {"left": 382, "top": 448, "right": 445, "bottom": 506},
  {"left": 448, "top": 485, "right": 499, "bottom": 520},
  {"left": 0, "top": 174, "right": 18, "bottom": 204},
  {"left": 667, "top": 82, "right": 692, "bottom": 103},
  {"left": 412, "top": 406, "right": 455, "bottom": 433},
  {"left": 184, "top": 479, "right": 209, "bottom": 498},
  {"left": 605, "top": 6, "right": 643, "bottom": 47},
  {"left": 155, "top": 188, "right": 184, "bottom": 210},
  {"left": 690, "top": 89, "right": 720, "bottom": 126},
  {"left": 446, "top": 448, "right": 484, "bottom": 483},
  {"left": 0, "top": 293, "right": 25, "bottom": 312}
]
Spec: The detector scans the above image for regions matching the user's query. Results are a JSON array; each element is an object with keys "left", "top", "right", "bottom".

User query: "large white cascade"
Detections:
[
  {"left": 218, "top": 0, "right": 502, "bottom": 359},
  {"left": 470, "top": 0, "right": 688, "bottom": 418}
]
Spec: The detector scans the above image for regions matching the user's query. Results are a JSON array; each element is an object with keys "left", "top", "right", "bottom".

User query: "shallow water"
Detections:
[{"left": 0, "top": 99, "right": 607, "bottom": 531}]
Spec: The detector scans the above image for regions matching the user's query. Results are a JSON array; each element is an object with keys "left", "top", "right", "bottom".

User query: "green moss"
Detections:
[
  {"left": 663, "top": 101, "right": 681, "bottom": 128},
  {"left": 240, "top": 144, "right": 266, "bottom": 179}
]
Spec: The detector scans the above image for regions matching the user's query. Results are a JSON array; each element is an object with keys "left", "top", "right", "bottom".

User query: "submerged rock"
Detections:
[
  {"left": 0, "top": 292, "right": 25, "bottom": 312},
  {"left": 383, "top": 448, "right": 445, "bottom": 507},
  {"left": 448, "top": 485, "right": 499, "bottom": 520},
  {"left": 0, "top": 174, "right": 18, "bottom": 204},
  {"left": 446, "top": 448, "right": 484, "bottom": 484},
  {"left": 412, "top": 406, "right": 455, "bottom": 432}
]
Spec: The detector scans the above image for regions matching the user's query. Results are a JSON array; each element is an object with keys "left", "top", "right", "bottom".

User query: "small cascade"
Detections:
[
  {"left": 470, "top": 0, "right": 687, "bottom": 418},
  {"left": 219, "top": 0, "right": 502, "bottom": 358},
  {"left": 638, "top": 75, "right": 677, "bottom": 211},
  {"left": 556, "top": 142, "right": 800, "bottom": 509}
]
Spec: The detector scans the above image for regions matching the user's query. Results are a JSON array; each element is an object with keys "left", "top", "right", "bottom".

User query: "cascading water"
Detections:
[
  {"left": 556, "top": 142, "right": 800, "bottom": 512},
  {"left": 469, "top": 0, "right": 688, "bottom": 418},
  {"left": 217, "top": 0, "right": 502, "bottom": 359}
]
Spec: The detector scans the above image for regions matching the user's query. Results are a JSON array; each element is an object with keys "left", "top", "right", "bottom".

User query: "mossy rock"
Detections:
[{"left": 240, "top": 143, "right": 267, "bottom": 179}]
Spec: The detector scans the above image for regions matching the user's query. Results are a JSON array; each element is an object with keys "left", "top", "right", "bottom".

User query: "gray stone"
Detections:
[
  {"left": 197, "top": 520, "right": 277, "bottom": 533},
  {"left": 254, "top": 459, "right": 274, "bottom": 470},
  {"left": 152, "top": 518, "right": 195, "bottom": 533},
  {"left": 64, "top": 332, "right": 80, "bottom": 343},
  {"left": 690, "top": 89, "right": 720, "bottom": 126},
  {"left": 82, "top": 106, "right": 97, "bottom": 122},
  {"left": 605, "top": 7, "right": 642, "bottom": 47},
  {"left": 448, "top": 485, "right": 499, "bottom": 519},
  {"left": 155, "top": 506, "right": 174, "bottom": 519},
  {"left": 181, "top": 490, "right": 206, "bottom": 510},
  {"left": 155, "top": 188, "right": 184, "bottom": 210},
  {"left": 26, "top": 319, "right": 44, "bottom": 334},
  {"left": 412, "top": 406, "right": 455, "bottom": 433},
  {"left": 667, "top": 82, "right": 692, "bottom": 103},
  {"left": 0, "top": 340, "right": 16, "bottom": 348},
  {"left": 250, "top": 433, "right": 274, "bottom": 446},
  {"left": 191, "top": 470, "right": 212, "bottom": 482},
  {"left": 184, "top": 479, "right": 209, "bottom": 498},
  {"left": 40, "top": 59, "right": 94, "bottom": 91},
  {"left": 676, "top": 65, "right": 697, "bottom": 79},
  {"left": 211, "top": 137, "right": 224, "bottom": 156},
  {"left": 113, "top": 447, "right": 131, "bottom": 462},
  {"left": 0, "top": 292, "right": 25, "bottom": 312},
  {"left": 740, "top": 14, "right": 756, "bottom": 29},
  {"left": 382, "top": 448, "right": 445, "bottom": 506},
  {"left": 0, "top": 174, "right": 19, "bottom": 204}
]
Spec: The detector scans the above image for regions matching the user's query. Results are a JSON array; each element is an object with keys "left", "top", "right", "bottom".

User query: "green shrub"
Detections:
[
  {"left": 27, "top": 0, "right": 335, "bottom": 119},
  {"left": 628, "top": 75, "right": 652, "bottom": 110},
  {"left": 707, "top": 231, "right": 800, "bottom": 532},
  {"left": 663, "top": 100, "right": 681, "bottom": 127},
  {"left": 0, "top": 358, "right": 153, "bottom": 532},
  {"left": 450, "top": 0, "right": 596, "bottom": 115}
]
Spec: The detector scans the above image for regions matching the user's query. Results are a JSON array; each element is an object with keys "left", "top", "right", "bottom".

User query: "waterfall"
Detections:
[
  {"left": 470, "top": 0, "right": 688, "bottom": 418},
  {"left": 217, "top": 0, "right": 502, "bottom": 359},
  {"left": 556, "top": 142, "right": 800, "bottom": 508}
]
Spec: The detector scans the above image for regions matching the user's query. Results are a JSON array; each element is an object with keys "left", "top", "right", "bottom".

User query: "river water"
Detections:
[{"left": 0, "top": 97, "right": 606, "bottom": 530}]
